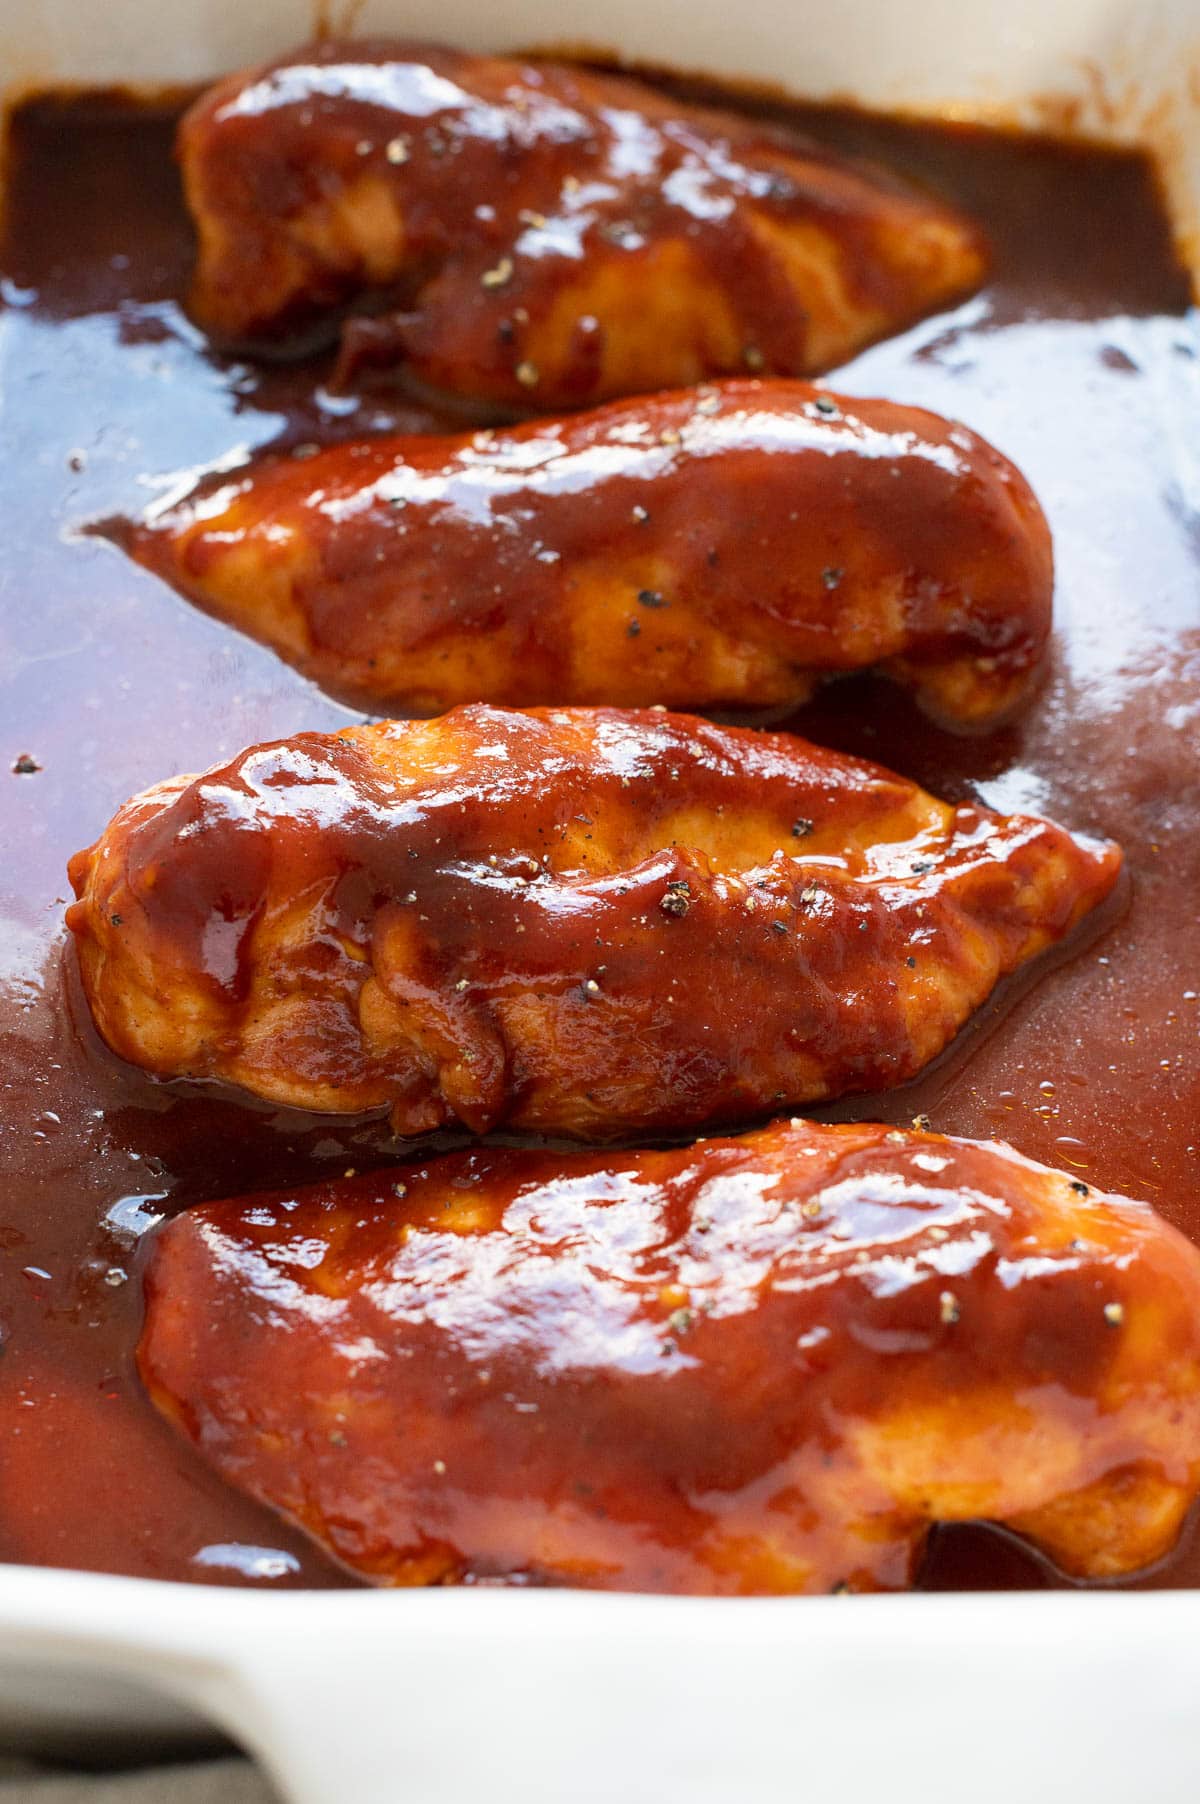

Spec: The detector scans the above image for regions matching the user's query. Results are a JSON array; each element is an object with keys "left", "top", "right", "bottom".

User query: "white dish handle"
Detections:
[{"left": 8, "top": 1576, "right": 1193, "bottom": 1804}]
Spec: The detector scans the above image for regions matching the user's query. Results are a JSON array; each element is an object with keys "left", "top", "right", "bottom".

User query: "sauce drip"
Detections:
[{"left": 0, "top": 88, "right": 1196, "bottom": 1591}]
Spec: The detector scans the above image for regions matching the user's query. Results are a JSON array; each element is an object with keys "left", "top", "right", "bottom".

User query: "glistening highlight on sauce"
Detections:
[{"left": 0, "top": 83, "right": 1196, "bottom": 1591}]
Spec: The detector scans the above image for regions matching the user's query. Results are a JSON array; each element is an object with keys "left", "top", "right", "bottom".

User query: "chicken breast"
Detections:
[
  {"left": 115, "top": 380, "right": 1051, "bottom": 727},
  {"left": 179, "top": 39, "right": 987, "bottom": 409},
  {"left": 139, "top": 1117, "right": 1200, "bottom": 1593},
  {"left": 67, "top": 707, "right": 1119, "bottom": 1140}
]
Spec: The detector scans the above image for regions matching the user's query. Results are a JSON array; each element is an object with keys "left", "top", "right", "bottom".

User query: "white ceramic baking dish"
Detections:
[{"left": 2, "top": 2, "right": 1198, "bottom": 1798}]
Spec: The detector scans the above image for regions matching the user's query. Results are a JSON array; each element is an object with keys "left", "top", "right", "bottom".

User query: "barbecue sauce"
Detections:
[{"left": 0, "top": 88, "right": 1195, "bottom": 1590}]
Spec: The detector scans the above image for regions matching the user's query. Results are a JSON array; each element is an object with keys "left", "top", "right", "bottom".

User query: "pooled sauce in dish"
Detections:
[{"left": 0, "top": 86, "right": 1196, "bottom": 1591}]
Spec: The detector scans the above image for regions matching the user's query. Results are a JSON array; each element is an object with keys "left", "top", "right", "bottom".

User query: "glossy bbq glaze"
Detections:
[
  {"left": 180, "top": 40, "right": 986, "bottom": 407},
  {"left": 0, "top": 89, "right": 1196, "bottom": 1592},
  {"left": 140, "top": 1121, "right": 1200, "bottom": 1594},
  {"left": 65, "top": 707, "right": 1118, "bottom": 1138},
  {"left": 111, "top": 378, "right": 1053, "bottom": 725}
]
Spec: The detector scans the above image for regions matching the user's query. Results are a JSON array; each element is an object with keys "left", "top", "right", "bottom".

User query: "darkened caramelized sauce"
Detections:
[{"left": 0, "top": 86, "right": 1196, "bottom": 1592}]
